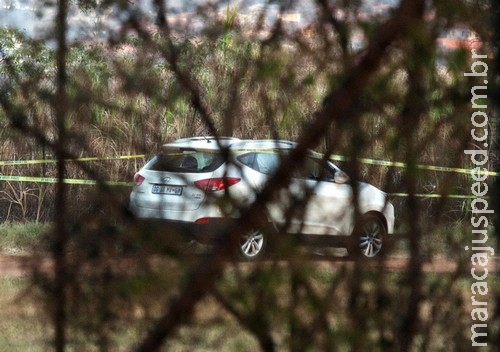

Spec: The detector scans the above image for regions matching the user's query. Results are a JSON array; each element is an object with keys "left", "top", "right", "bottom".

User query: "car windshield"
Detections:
[{"left": 146, "top": 150, "right": 225, "bottom": 173}]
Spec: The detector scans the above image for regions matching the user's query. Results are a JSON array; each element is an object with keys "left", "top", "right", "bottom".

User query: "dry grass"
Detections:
[
  {"left": 0, "top": 262, "right": 497, "bottom": 351},
  {"left": 0, "top": 277, "right": 49, "bottom": 352}
]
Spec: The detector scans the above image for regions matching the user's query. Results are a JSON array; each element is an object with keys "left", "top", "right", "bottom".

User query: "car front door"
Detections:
[
  {"left": 239, "top": 152, "right": 354, "bottom": 236},
  {"left": 290, "top": 157, "right": 354, "bottom": 236}
]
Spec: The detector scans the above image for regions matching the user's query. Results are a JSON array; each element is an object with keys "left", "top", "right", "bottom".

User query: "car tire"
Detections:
[
  {"left": 355, "top": 214, "right": 386, "bottom": 258},
  {"left": 240, "top": 229, "right": 266, "bottom": 259}
]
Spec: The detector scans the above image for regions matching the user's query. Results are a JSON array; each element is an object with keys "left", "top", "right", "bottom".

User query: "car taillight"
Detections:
[
  {"left": 195, "top": 218, "right": 211, "bottom": 224},
  {"left": 133, "top": 173, "right": 145, "bottom": 186},
  {"left": 194, "top": 177, "right": 241, "bottom": 192}
]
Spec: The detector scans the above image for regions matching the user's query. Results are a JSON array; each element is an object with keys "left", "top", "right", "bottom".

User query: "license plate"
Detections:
[{"left": 152, "top": 184, "right": 183, "bottom": 195}]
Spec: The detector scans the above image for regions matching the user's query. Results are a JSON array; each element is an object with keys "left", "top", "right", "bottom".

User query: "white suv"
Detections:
[{"left": 129, "top": 136, "right": 395, "bottom": 258}]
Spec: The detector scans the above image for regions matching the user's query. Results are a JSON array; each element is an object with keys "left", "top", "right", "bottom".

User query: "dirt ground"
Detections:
[{"left": 0, "top": 254, "right": 498, "bottom": 277}]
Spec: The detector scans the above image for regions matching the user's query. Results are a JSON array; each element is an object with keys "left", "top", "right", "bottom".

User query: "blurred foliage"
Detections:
[{"left": 0, "top": 0, "right": 498, "bottom": 351}]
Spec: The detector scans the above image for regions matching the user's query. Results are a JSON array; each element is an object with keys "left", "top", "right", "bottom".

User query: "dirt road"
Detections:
[{"left": 0, "top": 254, "right": 498, "bottom": 277}]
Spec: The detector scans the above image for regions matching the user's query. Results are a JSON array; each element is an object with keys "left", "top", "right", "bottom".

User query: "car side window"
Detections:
[
  {"left": 237, "top": 153, "right": 256, "bottom": 169},
  {"left": 238, "top": 152, "right": 281, "bottom": 175},
  {"left": 255, "top": 153, "right": 280, "bottom": 174}
]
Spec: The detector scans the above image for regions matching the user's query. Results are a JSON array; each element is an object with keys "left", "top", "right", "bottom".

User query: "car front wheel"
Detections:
[
  {"left": 357, "top": 214, "right": 386, "bottom": 258},
  {"left": 240, "top": 229, "right": 266, "bottom": 259}
]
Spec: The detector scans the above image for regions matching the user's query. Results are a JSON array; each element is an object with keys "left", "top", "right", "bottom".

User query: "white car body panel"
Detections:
[{"left": 129, "top": 137, "right": 395, "bottom": 239}]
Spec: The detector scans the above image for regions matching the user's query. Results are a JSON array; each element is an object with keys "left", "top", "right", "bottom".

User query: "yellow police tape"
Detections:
[
  {"left": 0, "top": 153, "right": 497, "bottom": 176},
  {"left": 329, "top": 154, "right": 499, "bottom": 177},
  {"left": 0, "top": 154, "right": 496, "bottom": 198},
  {"left": 0, "top": 155, "right": 146, "bottom": 166},
  {"left": 389, "top": 193, "right": 479, "bottom": 199},
  {"left": 0, "top": 174, "right": 132, "bottom": 186}
]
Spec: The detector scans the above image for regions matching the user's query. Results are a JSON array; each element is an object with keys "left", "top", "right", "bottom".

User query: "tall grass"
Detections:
[
  {"left": 0, "top": 1, "right": 492, "bottom": 259},
  {"left": 0, "top": 24, "right": 485, "bottom": 233},
  {"left": 0, "top": 222, "right": 50, "bottom": 254}
]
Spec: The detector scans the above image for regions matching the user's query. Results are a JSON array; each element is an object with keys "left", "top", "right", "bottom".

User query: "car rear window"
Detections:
[{"left": 146, "top": 151, "right": 225, "bottom": 173}]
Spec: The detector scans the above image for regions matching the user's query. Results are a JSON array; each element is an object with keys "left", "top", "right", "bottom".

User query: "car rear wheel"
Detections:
[
  {"left": 357, "top": 214, "right": 386, "bottom": 258},
  {"left": 240, "top": 229, "right": 266, "bottom": 259}
]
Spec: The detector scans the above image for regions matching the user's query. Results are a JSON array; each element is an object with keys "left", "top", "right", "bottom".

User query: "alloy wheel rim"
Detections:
[
  {"left": 359, "top": 220, "right": 383, "bottom": 257},
  {"left": 240, "top": 231, "right": 264, "bottom": 257}
]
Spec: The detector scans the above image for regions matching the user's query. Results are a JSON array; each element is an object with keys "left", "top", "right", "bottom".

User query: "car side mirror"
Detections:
[{"left": 334, "top": 171, "right": 350, "bottom": 184}]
